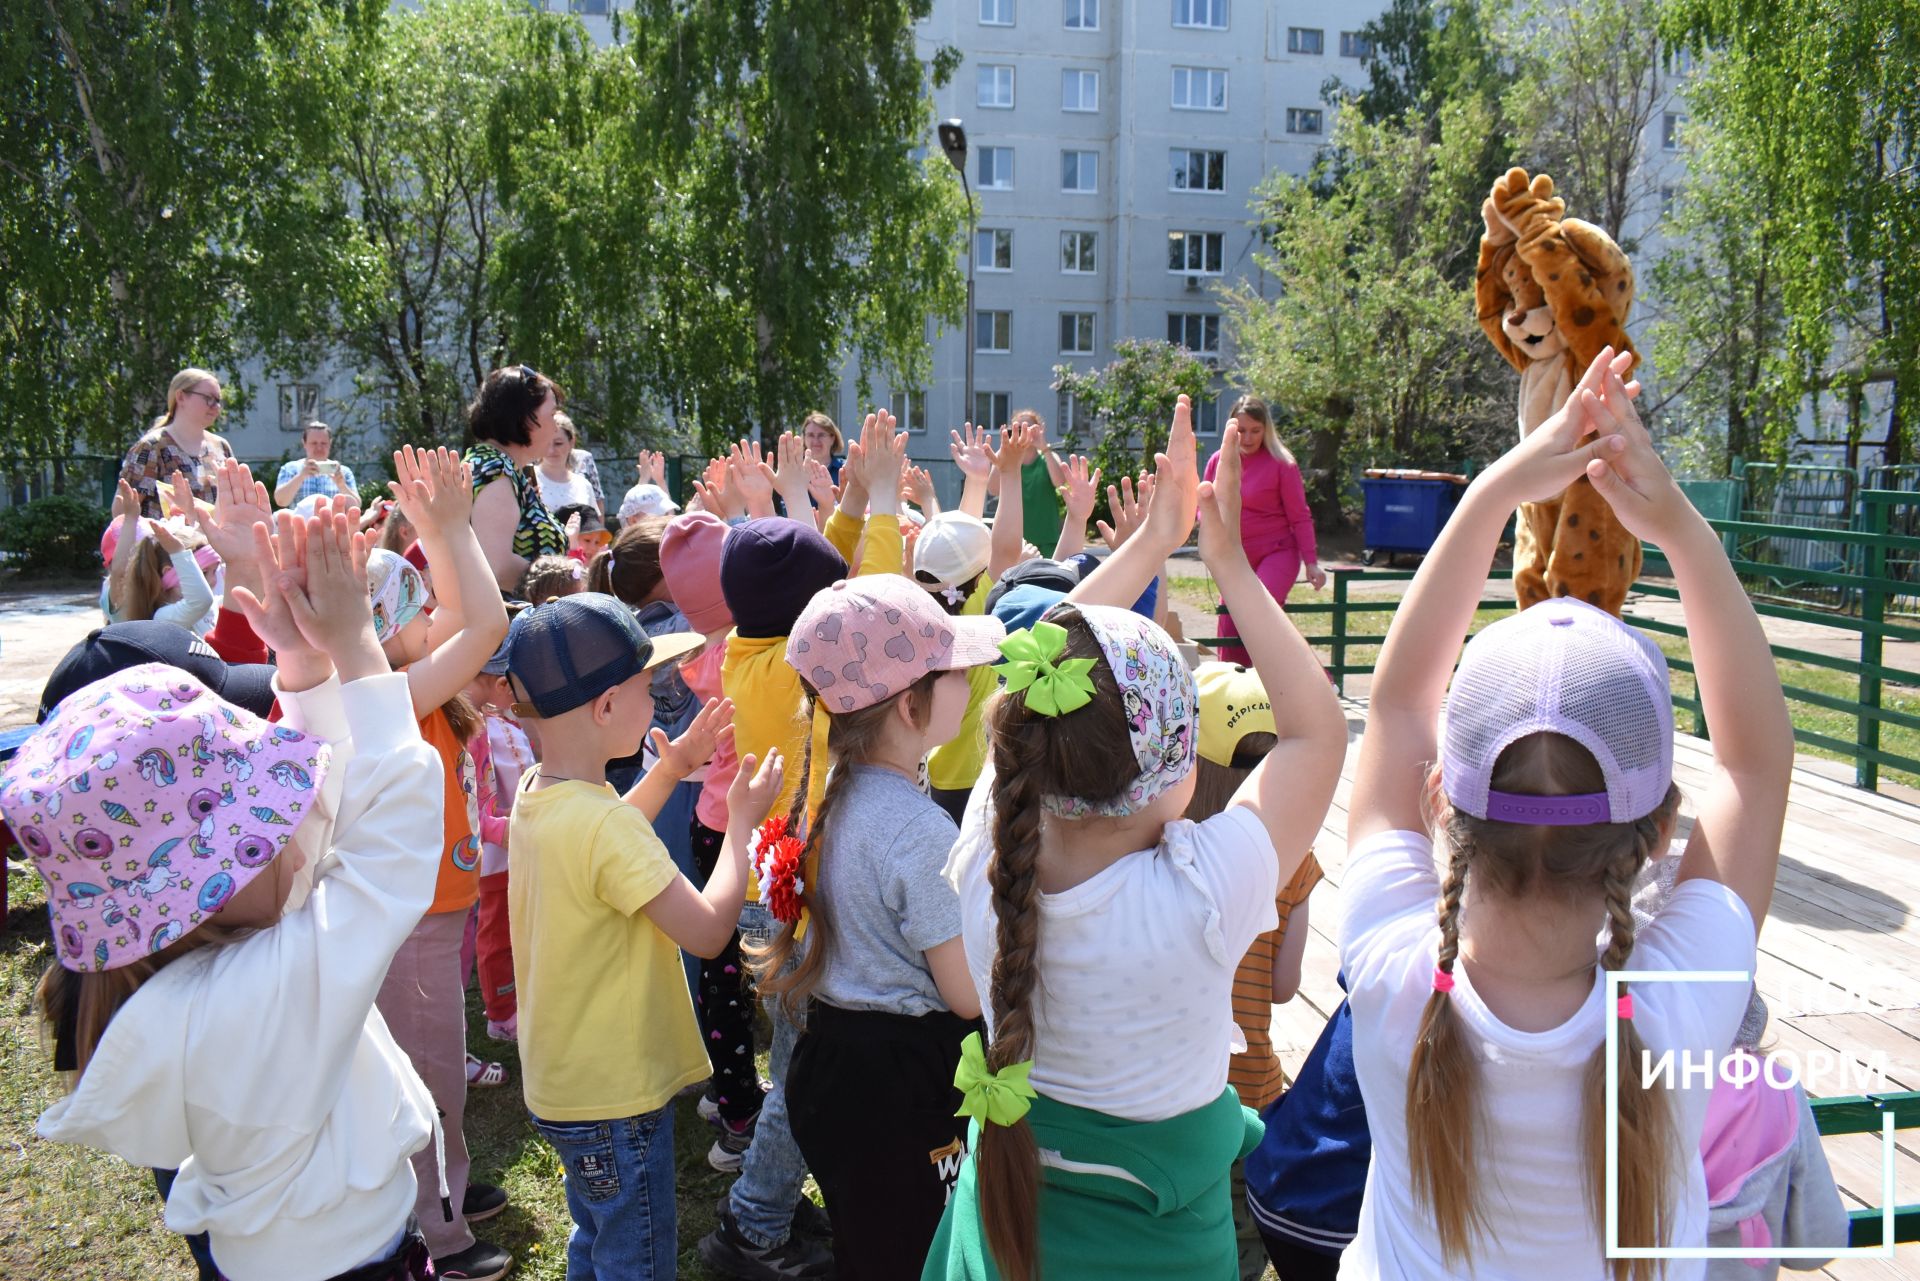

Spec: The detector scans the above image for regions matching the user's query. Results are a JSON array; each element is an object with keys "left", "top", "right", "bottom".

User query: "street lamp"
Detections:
[{"left": 938, "top": 118, "right": 976, "bottom": 428}]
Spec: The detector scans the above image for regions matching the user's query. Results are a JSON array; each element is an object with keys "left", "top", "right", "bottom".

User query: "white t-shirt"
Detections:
[
  {"left": 1339, "top": 829, "right": 1757, "bottom": 1281},
  {"left": 536, "top": 468, "right": 597, "bottom": 515},
  {"left": 944, "top": 766, "right": 1280, "bottom": 1121}
]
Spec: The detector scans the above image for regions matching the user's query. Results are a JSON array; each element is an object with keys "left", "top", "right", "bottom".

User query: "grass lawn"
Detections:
[
  {"left": 1169, "top": 574, "right": 1920, "bottom": 791},
  {"left": 0, "top": 869, "right": 789, "bottom": 1281}
]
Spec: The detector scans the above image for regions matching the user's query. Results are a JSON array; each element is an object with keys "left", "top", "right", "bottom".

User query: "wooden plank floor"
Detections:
[{"left": 1268, "top": 700, "right": 1920, "bottom": 1277}]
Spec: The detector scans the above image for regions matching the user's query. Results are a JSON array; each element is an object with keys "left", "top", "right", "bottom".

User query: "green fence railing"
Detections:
[{"left": 1808, "top": 1090, "right": 1920, "bottom": 1246}]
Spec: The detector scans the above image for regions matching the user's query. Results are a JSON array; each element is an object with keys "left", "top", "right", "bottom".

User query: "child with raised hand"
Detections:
[
  {"left": 925, "top": 397, "right": 1348, "bottom": 1281},
  {"left": 8, "top": 507, "right": 447, "bottom": 1281},
  {"left": 103, "top": 479, "right": 216, "bottom": 634},
  {"left": 503, "top": 593, "right": 782, "bottom": 1280},
  {"left": 1342, "top": 347, "right": 1792, "bottom": 1280},
  {"left": 750, "top": 576, "right": 1003, "bottom": 1278},
  {"left": 360, "top": 444, "right": 513, "bottom": 1280}
]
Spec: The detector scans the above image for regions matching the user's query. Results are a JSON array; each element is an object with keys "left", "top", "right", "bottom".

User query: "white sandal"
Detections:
[{"left": 465, "top": 1052, "right": 507, "bottom": 1088}]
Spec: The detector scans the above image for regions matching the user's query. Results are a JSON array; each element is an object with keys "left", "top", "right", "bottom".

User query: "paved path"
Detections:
[{"left": 0, "top": 589, "right": 101, "bottom": 728}]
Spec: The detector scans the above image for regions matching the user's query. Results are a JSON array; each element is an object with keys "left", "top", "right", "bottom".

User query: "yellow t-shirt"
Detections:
[
  {"left": 926, "top": 575, "right": 996, "bottom": 792},
  {"left": 507, "top": 777, "right": 709, "bottom": 1121}
]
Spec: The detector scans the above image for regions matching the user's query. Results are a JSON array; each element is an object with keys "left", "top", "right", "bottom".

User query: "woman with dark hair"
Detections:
[{"left": 465, "top": 365, "right": 567, "bottom": 592}]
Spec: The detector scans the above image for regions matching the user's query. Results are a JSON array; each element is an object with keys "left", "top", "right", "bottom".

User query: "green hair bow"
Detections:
[
  {"left": 953, "top": 1031, "right": 1038, "bottom": 1128},
  {"left": 998, "top": 621, "right": 1097, "bottom": 717}
]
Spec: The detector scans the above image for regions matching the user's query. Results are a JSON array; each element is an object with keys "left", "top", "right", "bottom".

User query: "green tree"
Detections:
[
  {"left": 1051, "top": 340, "right": 1212, "bottom": 492},
  {"left": 0, "top": 0, "right": 376, "bottom": 463},
  {"left": 1662, "top": 0, "right": 1919, "bottom": 464},
  {"left": 1222, "top": 102, "right": 1513, "bottom": 520},
  {"left": 615, "top": 0, "right": 967, "bottom": 449}
]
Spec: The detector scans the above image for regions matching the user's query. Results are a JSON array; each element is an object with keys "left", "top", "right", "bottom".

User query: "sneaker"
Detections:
[
  {"left": 431, "top": 1239, "right": 512, "bottom": 1281},
  {"left": 462, "top": 1182, "right": 509, "bottom": 1224},
  {"left": 789, "top": 1196, "right": 832, "bottom": 1240},
  {"left": 697, "top": 1205, "right": 832, "bottom": 1280},
  {"left": 708, "top": 1113, "right": 756, "bottom": 1173},
  {"left": 485, "top": 1014, "right": 517, "bottom": 1042}
]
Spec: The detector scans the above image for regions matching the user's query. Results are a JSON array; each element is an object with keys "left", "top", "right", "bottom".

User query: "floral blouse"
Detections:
[
  {"left": 466, "top": 440, "right": 565, "bottom": 564},
  {"left": 119, "top": 426, "right": 235, "bottom": 518}
]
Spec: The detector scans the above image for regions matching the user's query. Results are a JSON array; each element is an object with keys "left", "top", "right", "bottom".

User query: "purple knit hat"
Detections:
[{"left": 0, "top": 664, "right": 332, "bottom": 971}]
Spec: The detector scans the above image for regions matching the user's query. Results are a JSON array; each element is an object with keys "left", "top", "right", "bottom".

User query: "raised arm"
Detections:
[
  {"left": 1350, "top": 349, "right": 1637, "bottom": 843},
  {"left": 1202, "top": 424, "right": 1346, "bottom": 876},
  {"left": 987, "top": 422, "right": 1030, "bottom": 579},
  {"left": 949, "top": 422, "right": 995, "bottom": 519},
  {"left": 1051, "top": 454, "right": 1101, "bottom": 562},
  {"left": 1583, "top": 363, "right": 1791, "bottom": 932},
  {"left": 642, "top": 750, "right": 784, "bottom": 958},
  {"left": 1068, "top": 398, "right": 1195, "bottom": 610},
  {"left": 390, "top": 447, "right": 509, "bottom": 716}
]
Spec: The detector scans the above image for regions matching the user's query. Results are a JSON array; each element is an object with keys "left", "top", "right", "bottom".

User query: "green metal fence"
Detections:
[{"left": 1808, "top": 1090, "right": 1920, "bottom": 1246}]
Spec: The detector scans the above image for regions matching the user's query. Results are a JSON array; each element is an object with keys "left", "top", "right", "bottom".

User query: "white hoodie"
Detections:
[{"left": 36, "top": 672, "right": 446, "bottom": 1281}]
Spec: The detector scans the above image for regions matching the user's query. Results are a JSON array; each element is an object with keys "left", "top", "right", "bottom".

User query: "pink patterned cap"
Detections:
[
  {"left": 786, "top": 574, "right": 1005, "bottom": 713},
  {"left": 1442, "top": 597, "right": 1673, "bottom": 825},
  {"left": 0, "top": 663, "right": 332, "bottom": 971}
]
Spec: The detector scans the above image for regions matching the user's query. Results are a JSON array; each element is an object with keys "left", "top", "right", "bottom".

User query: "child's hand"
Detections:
[
  {"left": 857, "top": 410, "right": 906, "bottom": 501},
  {"left": 228, "top": 513, "right": 318, "bottom": 659},
  {"left": 638, "top": 449, "right": 667, "bottom": 487},
  {"left": 1097, "top": 473, "right": 1152, "bottom": 550},
  {"left": 728, "top": 748, "right": 786, "bottom": 829},
  {"left": 1061, "top": 455, "right": 1101, "bottom": 526},
  {"left": 164, "top": 471, "right": 200, "bottom": 525},
  {"left": 1197, "top": 421, "right": 1248, "bottom": 571},
  {"left": 949, "top": 422, "right": 994, "bottom": 480},
  {"left": 285, "top": 512, "right": 384, "bottom": 677},
  {"left": 192, "top": 460, "right": 273, "bottom": 568},
  {"left": 564, "top": 510, "right": 583, "bottom": 544},
  {"left": 112, "top": 478, "right": 142, "bottom": 525},
  {"left": 148, "top": 520, "right": 186, "bottom": 555},
  {"left": 772, "top": 433, "right": 811, "bottom": 500},
  {"left": 650, "top": 696, "right": 736, "bottom": 778},
  {"left": 806, "top": 458, "right": 838, "bottom": 510},
  {"left": 1141, "top": 395, "right": 1200, "bottom": 550},
  {"left": 903, "top": 464, "right": 937, "bottom": 511},
  {"left": 990, "top": 422, "right": 1032, "bottom": 476},
  {"left": 389, "top": 445, "right": 471, "bottom": 538},
  {"left": 729, "top": 440, "right": 775, "bottom": 512},
  {"left": 1583, "top": 361, "right": 1694, "bottom": 545},
  {"left": 1487, "top": 346, "right": 1637, "bottom": 505}
]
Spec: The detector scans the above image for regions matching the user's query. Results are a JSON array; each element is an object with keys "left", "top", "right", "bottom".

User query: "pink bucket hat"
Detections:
[
  {"left": 366, "top": 548, "right": 427, "bottom": 644},
  {"left": 786, "top": 574, "right": 1005, "bottom": 713},
  {"left": 0, "top": 663, "right": 332, "bottom": 972},
  {"left": 660, "top": 511, "right": 734, "bottom": 636}
]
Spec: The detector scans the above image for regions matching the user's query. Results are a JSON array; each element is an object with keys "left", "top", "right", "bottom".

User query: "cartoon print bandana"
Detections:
[
  {"left": 1039, "top": 604, "right": 1197, "bottom": 820},
  {"left": 0, "top": 663, "right": 331, "bottom": 972},
  {"left": 366, "top": 548, "right": 428, "bottom": 644}
]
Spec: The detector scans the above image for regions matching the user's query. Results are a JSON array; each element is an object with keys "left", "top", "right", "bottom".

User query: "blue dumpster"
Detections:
[{"left": 1360, "top": 470, "right": 1469, "bottom": 565}]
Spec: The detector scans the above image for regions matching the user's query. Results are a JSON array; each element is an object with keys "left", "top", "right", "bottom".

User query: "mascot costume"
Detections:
[{"left": 1475, "top": 166, "right": 1641, "bottom": 615}]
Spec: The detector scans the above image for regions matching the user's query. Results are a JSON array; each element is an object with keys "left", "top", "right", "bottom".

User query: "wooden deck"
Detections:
[{"left": 1271, "top": 700, "right": 1920, "bottom": 1278}]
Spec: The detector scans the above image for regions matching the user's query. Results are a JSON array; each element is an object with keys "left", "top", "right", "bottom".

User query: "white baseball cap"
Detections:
[
  {"left": 619, "top": 483, "right": 680, "bottom": 521},
  {"left": 911, "top": 512, "right": 992, "bottom": 598}
]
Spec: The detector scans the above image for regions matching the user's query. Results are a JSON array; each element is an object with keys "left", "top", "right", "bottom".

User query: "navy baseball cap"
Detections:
[
  {"left": 39, "top": 622, "right": 278, "bottom": 722},
  {"left": 504, "top": 592, "right": 702, "bottom": 719}
]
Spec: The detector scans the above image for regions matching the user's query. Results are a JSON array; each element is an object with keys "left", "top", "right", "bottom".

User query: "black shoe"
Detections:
[
  {"left": 790, "top": 1196, "right": 832, "bottom": 1240},
  {"left": 698, "top": 1203, "right": 833, "bottom": 1280},
  {"left": 462, "top": 1182, "right": 509, "bottom": 1224},
  {"left": 432, "top": 1239, "right": 512, "bottom": 1281}
]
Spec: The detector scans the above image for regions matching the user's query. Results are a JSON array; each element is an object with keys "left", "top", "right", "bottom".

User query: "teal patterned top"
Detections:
[{"left": 466, "top": 440, "right": 565, "bottom": 565}]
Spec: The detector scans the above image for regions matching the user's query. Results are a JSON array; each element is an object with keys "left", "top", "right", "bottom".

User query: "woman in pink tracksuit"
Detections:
[{"left": 1203, "top": 395, "right": 1324, "bottom": 664}]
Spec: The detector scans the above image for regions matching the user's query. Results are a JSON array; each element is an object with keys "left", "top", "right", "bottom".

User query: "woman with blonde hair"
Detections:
[
  {"left": 119, "top": 367, "right": 236, "bottom": 518},
  {"left": 1202, "top": 395, "right": 1324, "bottom": 664},
  {"left": 801, "top": 411, "right": 846, "bottom": 484}
]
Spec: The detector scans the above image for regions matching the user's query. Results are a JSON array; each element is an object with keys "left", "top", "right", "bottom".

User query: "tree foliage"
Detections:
[
  {"left": 1051, "top": 340, "right": 1211, "bottom": 490},
  {"left": 1662, "top": 0, "right": 1919, "bottom": 465}
]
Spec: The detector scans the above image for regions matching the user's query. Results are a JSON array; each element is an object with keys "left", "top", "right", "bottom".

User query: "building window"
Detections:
[
  {"left": 1167, "top": 231, "right": 1224, "bottom": 275},
  {"left": 1192, "top": 396, "right": 1221, "bottom": 434},
  {"left": 975, "top": 228, "right": 1013, "bottom": 271},
  {"left": 1167, "top": 312, "right": 1220, "bottom": 355},
  {"left": 1059, "top": 312, "right": 1097, "bottom": 355},
  {"left": 1057, "top": 390, "right": 1094, "bottom": 440},
  {"left": 1287, "top": 107, "right": 1324, "bottom": 134},
  {"left": 1340, "top": 30, "right": 1372, "bottom": 58},
  {"left": 1173, "top": 0, "right": 1226, "bottom": 29},
  {"left": 569, "top": 0, "right": 607, "bottom": 13},
  {"left": 887, "top": 390, "right": 929, "bottom": 433},
  {"left": 1171, "top": 66, "right": 1228, "bottom": 111},
  {"left": 977, "top": 64, "right": 1014, "bottom": 109},
  {"left": 278, "top": 383, "right": 320, "bottom": 433},
  {"left": 1171, "top": 148, "right": 1226, "bottom": 192},
  {"left": 1065, "top": 0, "right": 1098, "bottom": 29},
  {"left": 980, "top": 0, "right": 1013, "bottom": 24},
  {"left": 978, "top": 146, "right": 1014, "bottom": 189},
  {"left": 1287, "top": 26, "right": 1323, "bottom": 54},
  {"left": 1662, "top": 111, "right": 1686, "bottom": 150},
  {"left": 1061, "top": 150, "right": 1099, "bottom": 192},
  {"left": 1660, "top": 185, "right": 1679, "bottom": 216},
  {"left": 975, "top": 391, "right": 1011, "bottom": 429},
  {"left": 1062, "top": 68, "right": 1100, "bottom": 112},
  {"left": 977, "top": 310, "right": 1013, "bottom": 353},
  {"left": 1061, "top": 230, "right": 1098, "bottom": 273}
]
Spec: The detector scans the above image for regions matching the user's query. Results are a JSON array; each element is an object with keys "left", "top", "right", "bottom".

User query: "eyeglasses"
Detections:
[
  {"left": 184, "top": 389, "right": 223, "bottom": 409},
  {"left": 516, "top": 365, "right": 542, "bottom": 386}
]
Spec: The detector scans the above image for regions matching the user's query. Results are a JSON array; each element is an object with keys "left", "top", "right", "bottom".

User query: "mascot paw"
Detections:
[
  {"left": 1481, "top": 195, "right": 1516, "bottom": 246},
  {"left": 1492, "top": 168, "right": 1564, "bottom": 239}
]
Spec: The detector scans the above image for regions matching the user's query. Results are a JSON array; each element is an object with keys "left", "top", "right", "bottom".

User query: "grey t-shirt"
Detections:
[{"left": 811, "top": 765, "right": 966, "bottom": 1017}]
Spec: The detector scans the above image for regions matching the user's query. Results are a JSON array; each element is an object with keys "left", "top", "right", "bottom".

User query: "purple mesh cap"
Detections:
[{"left": 1440, "top": 597, "right": 1673, "bottom": 825}]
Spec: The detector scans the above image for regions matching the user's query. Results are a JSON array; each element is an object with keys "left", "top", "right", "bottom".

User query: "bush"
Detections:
[{"left": 0, "top": 494, "right": 108, "bottom": 577}]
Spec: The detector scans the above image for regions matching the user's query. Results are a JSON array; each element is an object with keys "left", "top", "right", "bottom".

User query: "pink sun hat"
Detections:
[
  {"left": 786, "top": 574, "right": 1005, "bottom": 713},
  {"left": 0, "top": 663, "right": 332, "bottom": 972}
]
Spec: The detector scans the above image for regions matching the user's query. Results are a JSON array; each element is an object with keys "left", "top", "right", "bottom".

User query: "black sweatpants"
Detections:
[
  {"left": 1260, "top": 1231, "right": 1344, "bottom": 1281},
  {"left": 691, "top": 818, "right": 763, "bottom": 1126},
  {"left": 787, "top": 1002, "right": 980, "bottom": 1281}
]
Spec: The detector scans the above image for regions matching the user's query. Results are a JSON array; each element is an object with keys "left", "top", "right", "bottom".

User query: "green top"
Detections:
[
  {"left": 922, "top": 1086, "right": 1260, "bottom": 1280},
  {"left": 1020, "top": 455, "right": 1064, "bottom": 554},
  {"left": 466, "top": 440, "right": 565, "bottom": 564}
]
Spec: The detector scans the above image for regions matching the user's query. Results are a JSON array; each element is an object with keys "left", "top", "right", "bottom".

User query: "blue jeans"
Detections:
[
  {"left": 532, "top": 1107, "right": 677, "bottom": 1280},
  {"left": 727, "top": 903, "right": 811, "bottom": 1249}
]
